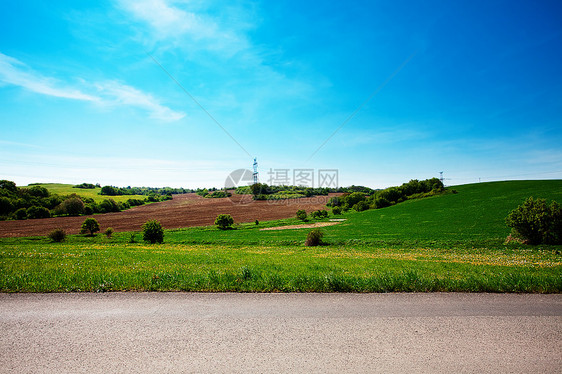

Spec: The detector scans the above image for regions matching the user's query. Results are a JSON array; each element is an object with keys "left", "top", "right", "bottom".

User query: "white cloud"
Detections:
[
  {"left": 95, "top": 80, "right": 185, "bottom": 121},
  {"left": 0, "top": 52, "right": 97, "bottom": 101},
  {"left": 0, "top": 52, "right": 184, "bottom": 122},
  {"left": 116, "top": 0, "right": 250, "bottom": 56}
]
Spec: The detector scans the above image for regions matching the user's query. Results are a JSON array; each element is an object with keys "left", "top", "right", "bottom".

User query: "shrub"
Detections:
[
  {"left": 104, "top": 227, "right": 114, "bottom": 238},
  {"left": 26, "top": 206, "right": 51, "bottom": 219},
  {"left": 373, "top": 197, "right": 391, "bottom": 209},
  {"left": 129, "top": 233, "right": 137, "bottom": 243},
  {"left": 506, "top": 197, "right": 562, "bottom": 245},
  {"left": 100, "top": 185, "right": 119, "bottom": 196},
  {"left": 215, "top": 214, "right": 234, "bottom": 230},
  {"left": 353, "top": 200, "right": 369, "bottom": 212},
  {"left": 296, "top": 209, "right": 307, "bottom": 221},
  {"left": 80, "top": 217, "right": 100, "bottom": 236},
  {"left": 327, "top": 196, "right": 341, "bottom": 207},
  {"left": 127, "top": 198, "right": 145, "bottom": 207},
  {"left": 310, "top": 209, "right": 329, "bottom": 219},
  {"left": 74, "top": 183, "right": 96, "bottom": 189},
  {"left": 146, "top": 194, "right": 160, "bottom": 202},
  {"left": 28, "top": 186, "right": 49, "bottom": 198},
  {"left": 14, "top": 208, "right": 27, "bottom": 220},
  {"left": 60, "top": 197, "right": 85, "bottom": 216},
  {"left": 305, "top": 228, "right": 324, "bottom": 246},
  {"left": 142, "top": 220, "right": 164, "bottom": 243},
  {"left": 0, "top": 197, "right": 14, "bottom": 216},
  {"left": 343, "top": 192, "right": 367, "bottom": 207},
  {"left": 99, "top": 199, "right": 120, "bottom": 213},
  {"left": 48, "top": 229, "right": 66, "bottom": 242},
  {"left": 332, "top": 206, "right": 342, "bottom": 215}
]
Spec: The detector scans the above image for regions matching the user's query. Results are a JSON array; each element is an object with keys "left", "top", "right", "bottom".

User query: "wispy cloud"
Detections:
[
  {"left": 116, "top": 0, "right": 250, "bottom": 56},
  {"left": 0, "top": 52, "right": 184, "bottom": 121},
  {"left": 95, "top": 80, "right": 185, "bottom": 121},
  {"left": 0, "top": 52, "right": 97, "bottom": 101}
]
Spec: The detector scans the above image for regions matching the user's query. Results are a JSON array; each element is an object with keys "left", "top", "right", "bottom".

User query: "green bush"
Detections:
[
  {"left": 129, "top": 233, "right": 137, "bottom": 243},
  {"left": 127, "top": 198, "right": 145, "bottom": 207},
  {"left": 13, "top": 208, "right": 27, "bottom": 220},
  {"left": 48, "top": 228, "right": 66, "bottom": 242},
  {"left": 104, "top": 227, "right": 114, "bottom": 238},
  {"left": 353, "top": 200, "right": 369, "bottom": 212},
  {"left": 310, "top": 209, "right": 329, "bottom": 219},
  {"left": 215, "top": 214, "right": 234, "bottom": 230},
  {"left": 0, "top": 197, "right": 14, "bottom": 216},
  {"left": 84, "top": 205, "right": 95, "bottom": 215},
  {"left": 296, "top": 209, "right": 307, "bottom": 221},
  {"left": 26, "top": 206, "right": 51, "bottom": 219},
  {"left": 28, "top": 186, "right": 49, "bottom": 198},
  {"left": 332, "top": 206, "right": 342, "bottom": 215},
  {"left": 142, "top": 220, "right": 164, "bottom": 243},
  {"left": 80, "top": 218, "right": 100, "bottom": 236},
  {"left": 373, "top": 197, "right": 391, "bottom": 209},
  {"left": 506, "top": 197, "right": 562, "bottom": 244},
  {"left": 59, "top": 197, "right": 85, "bottom": 216},
  {"left": 305, "top": 228, "right": 324, "bottom": 246},
  {"left": 99, "top": 199, "right": 120, "bottom": 213},
  {"left": 146, "top": 194, "right": 159, "bottom": 202}
]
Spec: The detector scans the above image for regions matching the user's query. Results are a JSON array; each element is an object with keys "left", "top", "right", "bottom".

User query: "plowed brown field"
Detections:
[{"left": 0, "top": 193, "right": 337, "bottom": 238}]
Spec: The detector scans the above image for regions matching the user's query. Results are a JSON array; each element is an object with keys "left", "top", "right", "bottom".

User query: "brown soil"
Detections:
[
  {"left": 260, "top": 221, "right": 343, "bottom": 231},
  {"left": 0, "top": 193, "right": 339, "bottom": 238}
]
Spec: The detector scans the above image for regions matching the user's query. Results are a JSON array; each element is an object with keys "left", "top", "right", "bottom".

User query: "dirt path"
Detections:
[
  {"left": 260, "top": 221, "right": 344, "bottom": 231},
  {"left": 0, "top": 193, "right": 338, "bottom": 237}
]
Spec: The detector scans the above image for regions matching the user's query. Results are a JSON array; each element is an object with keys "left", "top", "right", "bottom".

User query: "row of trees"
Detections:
[
  {"left": 243, "top": 183, "right": 331, "bottom": 200},
  {"left": 100, "top": 185, "right": 187, "bottom": 197},
  {"left": 328, "top": 178, "right": 445, "bottom": 212},
  {"left": 0, "top": 180, "right": 171, "bottom": 221}
]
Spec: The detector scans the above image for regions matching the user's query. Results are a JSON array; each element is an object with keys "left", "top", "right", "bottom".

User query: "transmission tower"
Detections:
[
  {"left": 439, "top": 171, "right": 444, "bottom": 185},
  {"left": 253, "top": 158, "right": 258, "bottom": 184}
]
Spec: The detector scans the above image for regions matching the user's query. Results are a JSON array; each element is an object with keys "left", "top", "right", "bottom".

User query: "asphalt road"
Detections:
[{"left": 1, "top": 293, "right": 560, "bottom": 373}]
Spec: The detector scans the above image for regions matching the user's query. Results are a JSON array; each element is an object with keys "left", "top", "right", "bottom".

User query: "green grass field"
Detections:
[
  {"left": 28, "top": 183, "right": 147, "bottom": 203},
  {"left": 2, "top": 180, "right": 561, "bottom": 293}
]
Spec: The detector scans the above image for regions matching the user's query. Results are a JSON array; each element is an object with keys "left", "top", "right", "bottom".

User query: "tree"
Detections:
[
  {"left": 100, "top": 185, "right": 119, "bottom": 196},
  {"left": 28, "top": 186, "right": 49, "bottom": 198},
  {"left": 215, "top": 214, "right": 234, "bottom": 230},
  {"left": 81, "top": 218, "right": 100, "bottom": 236},
  {"left": 0, "top": 197, "right": 14, "bottom": 216},
  {"left": 26, "top": 206, "right": 51, "bottom": 219},
  {"left": 60, "top": 197, "right": 85, "bottom": 216},
  {"left": 506, "top": 197, "right": 562, "bottom": 245},
  {"left": 99, "top": 199, "right": 120, "bottom": 213},
  {"left": 353, "top": 200, "right": 369, "bottom": 212},
  {"left": 0, "top": 180, "right": 17, "bottom": 193},
  {"left": 296, "top": 209, "right": 307, "bottom": 221},
  {"left": 142, "top": 220, "right": 164, "bottom": 243},
  {"left": 250, "top": 183, "right": 269, "bottom": 196}
]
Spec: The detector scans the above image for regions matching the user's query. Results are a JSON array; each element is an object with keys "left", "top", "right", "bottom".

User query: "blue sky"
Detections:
[{"left": 1, "top": 0, "right": 561, "bottom": 189}]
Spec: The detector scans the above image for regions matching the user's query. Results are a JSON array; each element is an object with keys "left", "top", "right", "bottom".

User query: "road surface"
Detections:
[{"left": 1, "top": 293, "right": 560, "bottom": 373}]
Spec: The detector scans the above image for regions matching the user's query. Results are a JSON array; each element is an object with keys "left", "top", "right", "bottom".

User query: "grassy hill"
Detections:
[
  {"left": 158, "top": 179, "right": 562, "bottom": 246},
  {"left": 28, "top": 183, "right": 146, "bottom": 203}
]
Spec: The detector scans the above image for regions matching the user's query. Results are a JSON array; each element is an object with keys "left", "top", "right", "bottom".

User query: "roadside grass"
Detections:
[
  {"left": 1, "top": 240, "right": 560, "bottom": 292},
  {"left": 29, "top": 183, "right": 146, "bottom": 203},
  {"left": 1, "top": 180, "right": 560, "bottom": 293}
]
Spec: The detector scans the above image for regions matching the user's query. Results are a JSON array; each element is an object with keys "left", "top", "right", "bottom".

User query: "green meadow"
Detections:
[{"left": 1, "top": 180, "right": 561, "bottom": 293}]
